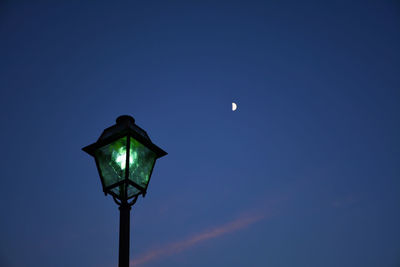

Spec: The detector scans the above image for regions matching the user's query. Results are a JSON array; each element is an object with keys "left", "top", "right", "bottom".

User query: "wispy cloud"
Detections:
[{"left": 130, "top": 213, "right": 266, "bottom": 266}]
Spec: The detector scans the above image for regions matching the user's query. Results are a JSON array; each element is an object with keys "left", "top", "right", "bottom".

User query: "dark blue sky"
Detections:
[{"left": 1, "top": 1, "right": 399, "bottom": 266}]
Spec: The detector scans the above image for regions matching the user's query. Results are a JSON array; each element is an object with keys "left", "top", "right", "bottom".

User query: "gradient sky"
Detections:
[{"left": 1, "top": 1, "right": 400, "bottom": 267}]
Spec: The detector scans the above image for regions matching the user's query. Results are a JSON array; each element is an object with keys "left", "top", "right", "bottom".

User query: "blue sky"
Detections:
[{"left": 0, "top": 1, "right": 399, "bottom": 266}]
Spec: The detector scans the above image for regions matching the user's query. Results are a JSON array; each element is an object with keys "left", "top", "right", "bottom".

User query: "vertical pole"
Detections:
[{"left": 119, "top": 203, "right": 131, "bottom": 267}]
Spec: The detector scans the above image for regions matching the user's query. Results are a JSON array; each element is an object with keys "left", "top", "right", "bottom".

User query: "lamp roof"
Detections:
[{"left": 82, "top": 115, "right": 167, "bottom": 158}]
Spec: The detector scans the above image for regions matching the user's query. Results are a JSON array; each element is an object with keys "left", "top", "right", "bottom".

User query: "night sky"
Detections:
[{"left": 1, "top": 1, "right": 400, "bottom": 267}]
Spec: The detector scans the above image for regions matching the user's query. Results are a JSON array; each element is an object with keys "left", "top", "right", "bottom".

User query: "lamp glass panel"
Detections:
[
  {"left": 95, "top": 137, "right": 128, "bottom": 188},
  {"left": 127, "top": 184, "right": 141, "bottom": 198},
  {"left": 129, "top": 137, "right": 156, "bottom": 188},
  {"left": 110, "top": 184, "right": 124, "bottom": 198},
  {"left": 109, "top": 183, "right": 140, "bottom": 199}
]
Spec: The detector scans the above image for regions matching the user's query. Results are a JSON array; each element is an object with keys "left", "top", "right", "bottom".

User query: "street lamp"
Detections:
[{"left": 82, "top": 115, "right": 167, "bottom": 267}]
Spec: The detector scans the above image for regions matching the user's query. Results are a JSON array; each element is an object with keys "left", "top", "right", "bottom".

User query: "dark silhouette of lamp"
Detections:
[{"left": 82, "top": 115, "right": 167, "bottom": 267}]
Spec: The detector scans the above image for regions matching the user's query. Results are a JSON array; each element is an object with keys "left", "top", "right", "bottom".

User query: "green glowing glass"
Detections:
[
  {"left": 83, "top": 115, "right": 167, "bottom": 201},
  {"left": 94, "top": 136, "right": 156, "bottom": 198},
  {"left": 128, "top": 137, "right": 156, "bottom": 189},
  {"left": 95, "top": 137, "right": 127, "bottom": 189}
]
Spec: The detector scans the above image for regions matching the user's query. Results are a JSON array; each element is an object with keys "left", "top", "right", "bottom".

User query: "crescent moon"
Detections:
[{"left": 232, "top": 102, "right": 237, "bottom": 111}]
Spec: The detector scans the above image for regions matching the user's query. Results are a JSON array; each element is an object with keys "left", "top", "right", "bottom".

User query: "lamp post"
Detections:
[{"left": 82, "top": 115, "right": 167, "bottom": 267}]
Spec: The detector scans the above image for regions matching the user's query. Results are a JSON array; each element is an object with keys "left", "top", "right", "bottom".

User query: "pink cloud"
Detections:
[
  {"left": 130, "top": 213, "right": 266, "bottom": 266},
  {"left": 128, "top": 189, "right": 290, "bottom": 266}
]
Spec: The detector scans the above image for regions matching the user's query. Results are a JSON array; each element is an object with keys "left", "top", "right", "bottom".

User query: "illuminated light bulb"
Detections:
[{"left": 114, "top": 147, "right": 127, "bottom": 170}]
